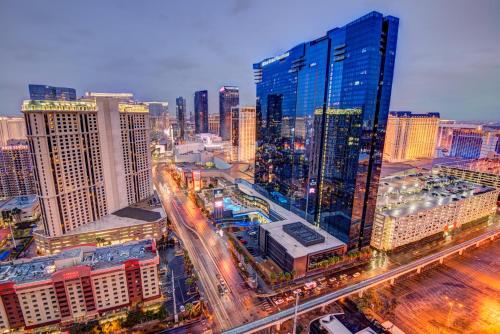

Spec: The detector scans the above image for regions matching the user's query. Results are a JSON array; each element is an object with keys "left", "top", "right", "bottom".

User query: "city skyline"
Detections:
[{"left": 1, "top": 0, "right": 499, "bottom": 121}]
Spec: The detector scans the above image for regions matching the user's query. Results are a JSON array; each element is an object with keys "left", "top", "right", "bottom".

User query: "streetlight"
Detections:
[{"left": 443, "top": 296, "right": 463, "bottom": 330}]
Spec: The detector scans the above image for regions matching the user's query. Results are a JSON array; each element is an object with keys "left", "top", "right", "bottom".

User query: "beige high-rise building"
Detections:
[
  {"left": 383, "top": 111, "right": 440, "bottom": 162},
  {"left": 231, "top": 106, "right": 256, "bottom": 162},
  {"left": 208, "top": 113, "right": 220, "bottom": 136},
  {"left": 22, "top": 92, "right": 152, "bottom": 237},
  {"left": 0, "top": 116, "right": 26, "bottom": 146}
]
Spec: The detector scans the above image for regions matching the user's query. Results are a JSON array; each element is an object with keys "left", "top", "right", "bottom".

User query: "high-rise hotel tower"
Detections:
[
  {"left": 253, "top": 12, "right": 399, "bottom": 249},
  {"left": 23, "top": 88, "right": 152, "bottom": 237}
]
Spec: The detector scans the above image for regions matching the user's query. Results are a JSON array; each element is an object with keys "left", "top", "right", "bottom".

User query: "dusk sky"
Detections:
[{"left": 1, "top": 0, "right": 499, "bottom": 121}]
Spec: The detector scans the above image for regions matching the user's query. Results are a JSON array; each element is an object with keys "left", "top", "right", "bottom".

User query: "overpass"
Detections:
[{"left": 222, "top": 228, "right": 500, "bottom": 334}]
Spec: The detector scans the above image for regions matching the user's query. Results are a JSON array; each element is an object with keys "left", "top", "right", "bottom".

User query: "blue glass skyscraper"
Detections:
[
  {"left": 28, "top": 84, "right": 76, "bottom": 101},
  {"left": 194, "top": 90, "right": 208, "bottom": 134},
  {"left": 176, "top": 96, "right": 186, "bottom": 140},
  {"left": 254, "top": 12, "right": 399, "bottom": 249}
]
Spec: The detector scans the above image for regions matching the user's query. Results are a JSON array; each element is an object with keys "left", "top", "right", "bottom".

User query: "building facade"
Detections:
[
  {"left": 145, "top": 101, "right": 168, "bottom": 135},
  {"left": 439, "top": 124, "right": 500, "bottom": 159},
  {"left": 23, "top": 89, "right": 152, "bottom": 237},
  {"left": 231, "top": 106, "right": 256, "bottom": 162},
  {"left": 219, "top": 86, "right": 239, "bottom": 140},
  {"left": 0, "top": 117, "right": 26, "bottom": 147},
  {"left": 0, "top": 239, "right": 161, "bottom": 332},
  {"left": 175, "top": 97, "right": 186, "bottom": 140},
  {"left": 372, "top": 174, "right": 498, "bottom": 251},
  {"left": 253, "top": 12, "right": 399, "bottom": 249},
  {"left": 258, "top": 221, "right": 346, "bottom": 278},
  {"left": 28, "top": 85, "right": 76, "bottom": 101},
  {"left": 436, "top": 158, "right": 500, "bottom": 190},
  {"left": 0, "top": 145, "right": 36, "bottom": 198},
  {"left": 0, "top": 195, "right": 40, "bottom": 224},
  {"left": 208, "top": 114, "right": 220, "bottom": 136},
  {"left": 194, "top": 90, "right": 208, "bottom": 134},
  {"left": 383, "top": 111, "right": 440, "bottom": 162}
]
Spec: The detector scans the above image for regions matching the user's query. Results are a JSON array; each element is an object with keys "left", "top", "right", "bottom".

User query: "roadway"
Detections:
[
  {"left": 222, "top": 227, "right": 500, "bottom": 334},
  {"left": 153, "top": 163, "right": 263, "bottom": 331}
]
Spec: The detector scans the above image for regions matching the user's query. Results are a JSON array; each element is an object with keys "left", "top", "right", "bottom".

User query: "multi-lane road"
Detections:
[{"left": 153, "top": 163, "right": 263, "bottom": 332}]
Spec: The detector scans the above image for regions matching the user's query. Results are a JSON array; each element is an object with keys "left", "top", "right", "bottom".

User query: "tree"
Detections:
[
  {"left": 270, "top": 272, "right": 277, "bottom": 283},
  {"left": 185, "top": 276, "right": 195, "bottom": 287},
  {"left": 296, "top": 324, "right": 304, "bottom": 334},
  {"left": 184, "top": 303, "right": 193, "bottom": 317},
  {"left": 95, "top": 237, "right": 105, "bottom": 247},
  {"left": 156, "top": 306, "right": 167, "bottom": 320}
]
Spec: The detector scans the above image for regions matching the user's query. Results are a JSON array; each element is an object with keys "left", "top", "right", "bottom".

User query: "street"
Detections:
[{"left": 153, "top": 163, "right": 264, "bottom": 332}]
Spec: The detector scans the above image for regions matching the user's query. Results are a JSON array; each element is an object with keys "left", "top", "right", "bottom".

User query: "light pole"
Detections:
[
  {"left": 292, "top": 292, "right": 299, "bottom": 334},
  {"left": 172, "top": 269, "right": 178, "bottom": 322},
  {"left": 443, "top": 296, "right": 463, "bottom": 331}
]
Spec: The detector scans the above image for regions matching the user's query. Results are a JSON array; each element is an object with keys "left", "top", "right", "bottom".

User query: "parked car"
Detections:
[
  {"left": 304, "top": 281, "right": 317, "bottom": 290},
  {"left": 352, "top": 272, "right": 361, "bottom": 278}
]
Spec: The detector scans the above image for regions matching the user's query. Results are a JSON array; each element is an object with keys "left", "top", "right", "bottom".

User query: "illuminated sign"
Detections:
[
  {"left": 192, "top": 170, "right": 201, "bottom": 192},
  {"left": 214, "top": 200, "right": 223, "bottom": 208},
  {"left": 261, "top": 52, "right": 290, "bottom": 67}
]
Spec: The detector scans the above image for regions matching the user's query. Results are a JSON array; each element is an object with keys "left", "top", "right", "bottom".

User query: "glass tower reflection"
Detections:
[{"left": 253, "top": 12, "right": 399, "bottom": 249}]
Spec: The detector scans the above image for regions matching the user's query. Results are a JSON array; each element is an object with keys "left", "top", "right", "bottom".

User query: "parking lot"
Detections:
[{"left": 233, "top": 227, "right": 261, "bottom": 258}]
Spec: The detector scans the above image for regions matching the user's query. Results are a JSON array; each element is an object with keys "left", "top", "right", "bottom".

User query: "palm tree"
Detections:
[{"left": 95, "top": 237, "right": 105, "bottom": 247}]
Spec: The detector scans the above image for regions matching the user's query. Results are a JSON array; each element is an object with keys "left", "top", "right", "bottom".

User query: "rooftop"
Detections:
[
  {"left": 377, "top": 173, "right": 497, "bottom": 218},
  {"left": 436, "top": 158, "right": 500, "bottom": 175},
  {"left": 319, "top": 314, "right": 376, "bottom": 334},
  {"left": 283, "top": 222, "right": 325, "bottom": 247},
  {"left": 21, "top": 99, "right": 96, "bottom": 112},
  {"left": 260, "top": 221, "right": 345, "bottom": 258},
  {"left": 0, "top": 239, "right": 156, "bottom": 285},
  {"left": 35, "top": 197, "right": 164, "bottom": 237},
  {"left": 0, "top": 195, "right": 38, "bottom": 211}
]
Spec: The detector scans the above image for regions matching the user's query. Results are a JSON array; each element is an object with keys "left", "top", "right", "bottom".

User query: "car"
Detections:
[
  {"left": 328, "top": 277, "right": 337, "bottom": 283},
  {"left": 180, "top": 305, "right": 185, "bottom": 312},
  {"left": 274, "top": 299, "right": 285, "bottom": 305},
  {"left": 304, "top": 281, "right": 317, "bottom": 290},
  {"left": 339, "top": 274, "right": 348, "bottom": 280},
  {"left": 352, "top": 272, "right": 361, "bottom": 278},
  {"left": 293, "top": 288, "right": 302, "bottom": 294},
  {"left": 241, "top": 240, "right": 248, "bottom": 245},
  {"left": 286, "top": 295, "right": 295, "bottom": 302},
  {"left": 236, "top": 235, "right": 243, "bottom": 240},
  {"left": 248, "top": 231, "right": 257, "bottom": 236}
]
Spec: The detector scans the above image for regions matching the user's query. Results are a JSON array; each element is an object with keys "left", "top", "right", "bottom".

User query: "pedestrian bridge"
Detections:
[{"left": 222, "top": 228, "right": 500, "bottom": 334}]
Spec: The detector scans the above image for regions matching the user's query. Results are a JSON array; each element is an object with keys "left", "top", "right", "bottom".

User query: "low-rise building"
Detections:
[
  {"left": 34, "top": 199, "right": 166, "bottom": 254},
  {"left": 372, "top": 174, "right": 498, "bottom": 251},
  {"left": 0, "top": 195, "right": 40, "bottom": 225},
  {"left": 435, "top": 158, "right": 500, "bottom": 190},
  {"left": 258, "top": 221, "right": 346, "bottom": 278},
  {"left": 0, "top": 239, "right": 161, "bottom": 332}
]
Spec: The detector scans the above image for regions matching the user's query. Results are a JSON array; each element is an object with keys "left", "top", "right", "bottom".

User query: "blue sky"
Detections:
[{"left": 1, "top": 0, "right": 499, "bottom": 120}]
